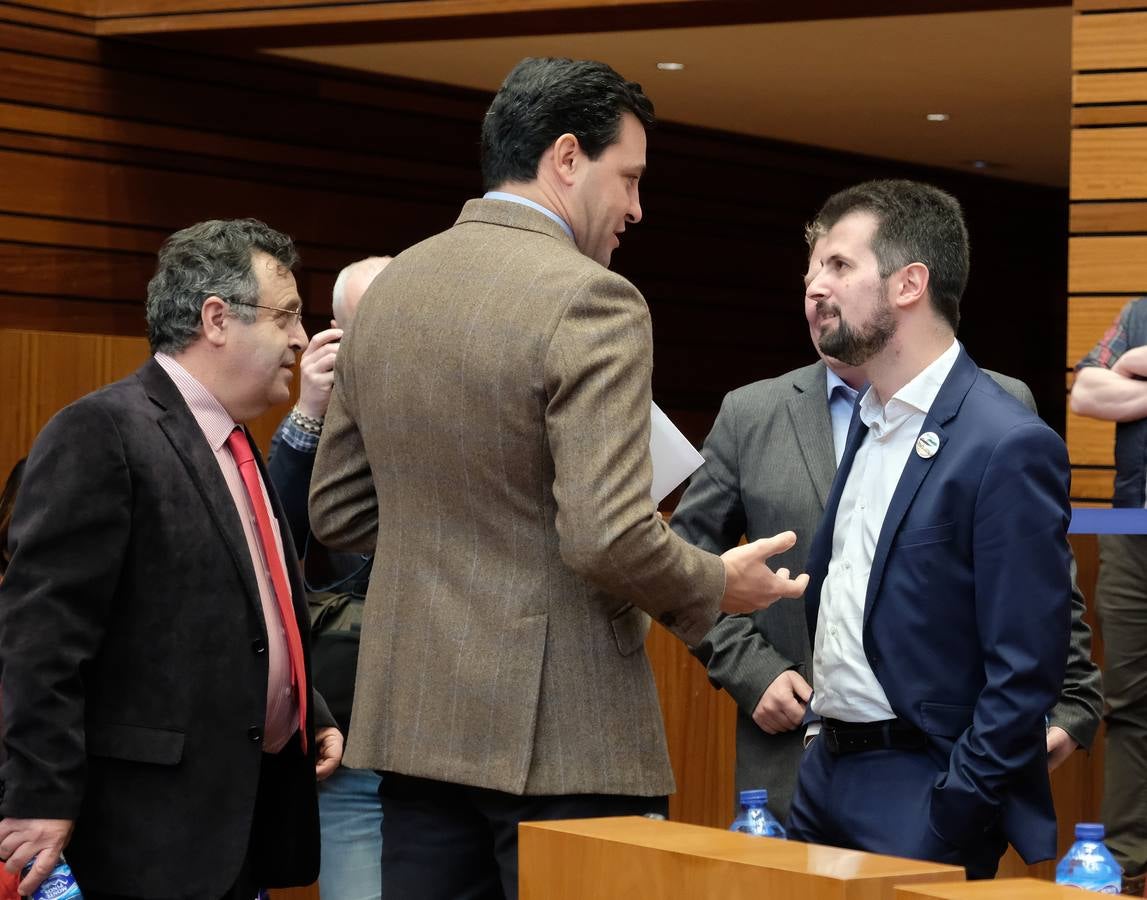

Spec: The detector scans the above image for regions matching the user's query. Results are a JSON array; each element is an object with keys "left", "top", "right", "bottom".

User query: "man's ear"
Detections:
[
  {"left": 551, "top": 132, "right": 581, "bottom": 187},
  {"left": 200, "top": 296, "right": 230, "bottom": 347},
  {"left": 892, "top": 262, "right": 930, "bottom": 311}
]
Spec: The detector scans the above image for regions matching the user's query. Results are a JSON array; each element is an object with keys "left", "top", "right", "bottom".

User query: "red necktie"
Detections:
[{"left": 226, "top": 427, "right": 308, "bottom": 752}]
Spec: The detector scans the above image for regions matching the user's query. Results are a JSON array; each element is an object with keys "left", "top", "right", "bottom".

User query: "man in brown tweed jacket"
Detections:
[{"left": 310, "top": 57, "right": 808, "bottom": 899}]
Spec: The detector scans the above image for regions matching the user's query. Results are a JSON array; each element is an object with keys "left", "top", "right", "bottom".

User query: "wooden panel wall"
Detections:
[
  {"left": 0, "top": 0, "right": 1069, "bottom": 452},
  {"left": 1070, "top": 0, "right": 1147, "bottom": 501},
  {"left": 0, "top": 328, "right": 293, "bottom": 472}
]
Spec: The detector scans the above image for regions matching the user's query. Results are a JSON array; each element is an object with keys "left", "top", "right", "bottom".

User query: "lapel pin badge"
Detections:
[{"left": 915, "top": 431, "right": 940, "bottom": 459}]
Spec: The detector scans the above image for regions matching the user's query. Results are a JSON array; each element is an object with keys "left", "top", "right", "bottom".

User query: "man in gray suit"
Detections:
[
  {"left": 309, "top": 57, "right": 808, "bottom": 899},
  {"left": 671, "top": 230, "right": 1102, "bottom": 824}
]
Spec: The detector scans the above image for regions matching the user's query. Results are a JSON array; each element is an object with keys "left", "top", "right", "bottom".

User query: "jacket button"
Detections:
[
  {"left": 251, "top": 638, "right": 266, "bottom": 654},
  {"left": 248, "top": 725, "right": 263, "bottom": 743}
]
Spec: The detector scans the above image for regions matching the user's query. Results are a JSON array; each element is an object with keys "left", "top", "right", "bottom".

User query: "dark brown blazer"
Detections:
[
  {"left": 310, "top": 198, "right": 726, "bottom": 797},
  {"left": 0, "top": 358, "right": 330, "bottom": 899}
]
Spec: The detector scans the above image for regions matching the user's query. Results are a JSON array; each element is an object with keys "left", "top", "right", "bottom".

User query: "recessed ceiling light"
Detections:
[
  {"left": 961, "top": 159, "right": 1005, "bottom": 172},
  {"left": 656, "top": 62, "right": 685, "bottom": 71},
  {"left": 926, "top": 113, "right": 950, "bottom": 122}
]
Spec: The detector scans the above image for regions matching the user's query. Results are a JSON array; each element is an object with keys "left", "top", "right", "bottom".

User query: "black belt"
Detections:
[{"left": 821, "top": 717, "right": 927, "bottom": 755}]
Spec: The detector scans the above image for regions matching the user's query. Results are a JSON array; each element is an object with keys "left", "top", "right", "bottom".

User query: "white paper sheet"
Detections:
[{"left": 649, "top": 402, "right": 705, "bottom": 504}]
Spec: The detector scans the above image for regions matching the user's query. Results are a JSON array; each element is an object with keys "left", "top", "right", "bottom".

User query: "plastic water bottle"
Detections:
[
  {"left": 1055, "top": 822, "right": 1121, "bottom": 893},
  {"left": 21, "top": 856, "right": 82, "bottom": 900},
  {"left": 729, "top": 788, "right": 786, "bottom": 838}
]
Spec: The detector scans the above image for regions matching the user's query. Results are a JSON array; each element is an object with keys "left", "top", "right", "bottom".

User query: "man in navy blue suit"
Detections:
[{"left": 786, "top": 180, "right": 1073, "bottom": 879}]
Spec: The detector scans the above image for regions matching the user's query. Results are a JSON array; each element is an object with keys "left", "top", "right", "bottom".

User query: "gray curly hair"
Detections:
[{"left": 146, "top": 218, "right": 299, "bottom": 354}]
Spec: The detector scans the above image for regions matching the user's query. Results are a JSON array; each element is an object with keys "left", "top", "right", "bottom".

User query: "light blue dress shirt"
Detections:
[
  {"left": 483, "top": 190, "right": 574, "bottom": 240},
  {"left": 825, "top": 367, "right": 860, "bottom": 465}
]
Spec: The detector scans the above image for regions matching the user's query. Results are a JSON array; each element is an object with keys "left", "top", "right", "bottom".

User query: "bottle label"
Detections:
[
  {"left": 20, "top": 860, "right": 81, "bottom": 900},
  {"left": 35, "top": 873, "right": 81, "bottom": 900}
]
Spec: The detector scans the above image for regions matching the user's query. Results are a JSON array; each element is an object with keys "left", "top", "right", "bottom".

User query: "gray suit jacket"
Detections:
[
  {"left": 309, "top": 198, "right": 725, "bottom": 797},
  {"left": 671, "top": 359, "right": 1102, "bottom": 821}
]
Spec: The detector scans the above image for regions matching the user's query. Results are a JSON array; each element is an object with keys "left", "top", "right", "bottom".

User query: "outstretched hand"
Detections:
[{"left": 719, "top": 531, "right": 809, "bottom": 614}]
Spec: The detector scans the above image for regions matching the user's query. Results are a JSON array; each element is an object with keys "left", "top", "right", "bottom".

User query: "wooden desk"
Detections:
[
  {"left": 895, "top": 878, "right": 1089, "bottom": 899},
  {"left": 520, "top": 816, "right": 964, "bottom": 900}
]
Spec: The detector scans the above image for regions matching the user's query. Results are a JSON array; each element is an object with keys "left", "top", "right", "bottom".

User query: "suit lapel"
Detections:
[
  {"left": 137, "top": 359, "right": 266, "bottom": 619},
  {"left": 861, "top": 346, "right": 979, "bottom": 628},
  {"left": 787, "top": 362, "right": 837, "bottom": 510},
  {"left": 805, "top": 398, "right": 868, "bottom": 642}
]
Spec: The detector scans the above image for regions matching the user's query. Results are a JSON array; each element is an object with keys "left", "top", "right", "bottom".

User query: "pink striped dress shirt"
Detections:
[{"left": 155, "top": 353, "right": 298, "bottom": 753}]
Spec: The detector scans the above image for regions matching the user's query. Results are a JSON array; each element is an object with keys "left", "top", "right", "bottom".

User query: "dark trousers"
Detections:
[
  {"left": 1096, "top": 533, "right": 1147, "bottom": 877},
  {"left": 379, "top": 771, "right": 668, "bottom": 900},
  {"left": 84, "top": 871, "right": 253, "bottom": 900},
  {"left": 786, "top": 735, "right": 1007, "bottom": 880},
  {"left": 83, "top": 855, "right": 255, "bottom": 900}
]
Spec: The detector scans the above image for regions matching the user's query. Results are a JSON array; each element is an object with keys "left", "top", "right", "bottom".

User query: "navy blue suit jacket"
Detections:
[{"left": 804, "top": 345, "right": 1072, "bottom": 863}]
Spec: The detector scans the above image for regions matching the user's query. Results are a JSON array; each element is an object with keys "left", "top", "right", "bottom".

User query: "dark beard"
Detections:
[{"left": 816, "top": 298, "right": 896, "bottom": 367}]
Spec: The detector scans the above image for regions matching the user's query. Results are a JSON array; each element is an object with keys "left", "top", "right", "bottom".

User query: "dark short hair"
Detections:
[
  {"left": 146, "top": 218, "right": 299, "bottom": 354},
  {"left": 480, "top": 57, "right": 655, "bottom": 190},
  {"left": 809, "top": 179, "right": 969, "bottom": 331}
]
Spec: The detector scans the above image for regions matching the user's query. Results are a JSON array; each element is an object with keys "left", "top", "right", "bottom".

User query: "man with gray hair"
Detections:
[
  {"left": 0, "top": 218, "right": 342, "bottom": 899},
  {"left": 332, "top": 256, "right": 391, "bottom": 327}
]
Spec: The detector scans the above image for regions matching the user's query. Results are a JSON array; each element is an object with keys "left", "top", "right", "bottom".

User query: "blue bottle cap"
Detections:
[
  {"left": 1075, "top": 822, "right": 1105, "bottom": 841},
  {"left": 739, "top": 789, "right": 768, "bottom": 806}
]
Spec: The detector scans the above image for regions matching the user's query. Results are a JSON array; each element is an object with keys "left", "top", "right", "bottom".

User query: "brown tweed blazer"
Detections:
[{"left": 310, "top": 198, "right": 725, "bottom": 796}]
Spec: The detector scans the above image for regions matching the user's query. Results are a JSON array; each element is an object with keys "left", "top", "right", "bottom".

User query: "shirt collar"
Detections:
[
  {"left": 483, "top": 191, "right": 575, "bottom": 240},
  {"left": 858, "top": 339, "right": 960, "bottom": 434},
  {"left": 154, "top": 352, "right": 238, "bottom": 452},
  {"left": 825, "top": 365, "right": 859, "bottom": 404}
]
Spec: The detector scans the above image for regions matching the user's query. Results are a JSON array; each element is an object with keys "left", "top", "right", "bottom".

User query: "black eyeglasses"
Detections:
[{"left": 226, "top": 300, "right": 304, "bottom": 326}]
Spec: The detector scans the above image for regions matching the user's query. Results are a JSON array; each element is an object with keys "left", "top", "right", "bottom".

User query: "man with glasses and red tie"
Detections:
[{"left": 0, "top": 219, "right": 342, "bottom": 899}]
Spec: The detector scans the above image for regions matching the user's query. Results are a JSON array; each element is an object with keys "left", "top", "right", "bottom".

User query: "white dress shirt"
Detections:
[{"left": 811, "top": 339, "right": 960, "bottom": 722}]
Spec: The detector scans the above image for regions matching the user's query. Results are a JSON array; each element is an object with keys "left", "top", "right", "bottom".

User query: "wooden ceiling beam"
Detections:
[{"left": 95, "top": 0, "right": 1066, "bottom": 47}]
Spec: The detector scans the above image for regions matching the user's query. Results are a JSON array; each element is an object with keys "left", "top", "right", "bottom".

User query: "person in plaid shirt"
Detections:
[{"left": 1072, "top": 297, "right": 1147, "bottom": 894}]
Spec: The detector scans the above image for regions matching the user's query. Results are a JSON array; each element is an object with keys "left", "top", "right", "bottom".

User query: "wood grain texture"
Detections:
[
  {"left": 1071, "top": 465, "right": 1116, "bottom": 499},
  {"left": 1073, "top": 103, "right": 1147, "bottom": 125},
  {"left": 1070, "top": 202, "right": 1147, "bottom": 232},
  {"left": 1067, "top": 409, "right": 1117, "bottom": 466},
  {"left": 1072, "top": 127, "right": 1147, "bottom": 200},
  {"left": 895, "top": 878, "right": 1090, "bottom": 898},
  {"left": 1074, "top": 10, "right": 1147, "bottom": 71},
  {"left": 92, "top": 0, "right": 1064, "bottom": 46},
  {"left": 1069, "top": 235, "right": 1147, "bottom": 291},
  {"left": 519, "top": 817, "right": 965, "bottom": 900},
  {"left": 0, "top": 13, "right": 1071, "bottom": 436},
  {"left": 1076, "top": 70, "right": 1147, "bottom": 104},
  {"left": 1075, "top": 0, "right": 1147, "bottom": 10},
  {"left": 647, "top": 622, "right": 737, "bottom": 828},
  {"left": 0, "top": 328, "right": 293, "bottom": 479},
  {"left": 1067, "top": 295, "right": 1129, "bottom": 365},
  {"left": 269, "top": 886, "right": 318, "bottom": 900}
]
